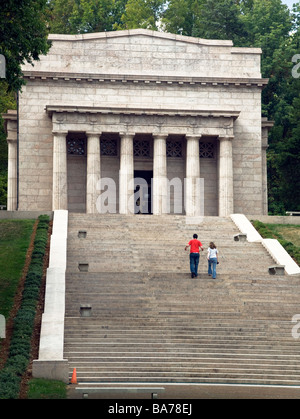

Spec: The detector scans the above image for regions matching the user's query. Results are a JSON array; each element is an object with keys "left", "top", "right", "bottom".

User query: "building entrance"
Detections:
[{"left": 134, "top": 170, "right": 153, "bottom": 214}]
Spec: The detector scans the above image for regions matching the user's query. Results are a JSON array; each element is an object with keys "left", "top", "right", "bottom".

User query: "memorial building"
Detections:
[{"left": 3, "top": 29, "right": 273, "bottom": 216}]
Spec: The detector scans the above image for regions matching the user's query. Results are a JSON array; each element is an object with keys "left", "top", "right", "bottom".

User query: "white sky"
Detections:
[{"left": 282, "top": 0, "right": 297, "bottom": 9}]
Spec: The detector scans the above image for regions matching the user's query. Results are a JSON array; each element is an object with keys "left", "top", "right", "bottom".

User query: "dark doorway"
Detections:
[{"left": 134, "top": 170, "right": 153, "bottom": 214}]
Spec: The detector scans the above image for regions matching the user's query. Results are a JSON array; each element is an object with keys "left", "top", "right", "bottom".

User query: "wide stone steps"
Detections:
[
  {"left": 64, "top": 317, "right": 300, "bottom": 385},
  {"left": 64, "top": 213, "right": 300, "bottom": 387},
  {"left": 65, "top": 271, "right": 300, "bottom": 319}
]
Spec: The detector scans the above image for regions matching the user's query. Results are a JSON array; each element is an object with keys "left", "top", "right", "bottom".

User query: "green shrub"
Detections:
[
  {"left": 32, "top": 247, "right": 46, "bottom": 258},
  {"left": 0, "top": 172, "right": 7, "bottom": 207},
  {"left": 11, "top": 328, "right": 33, "bottom": 341},
  {"left": 0, "top": 367, "right": 21, "bottom": 399},
  {"left": 22, "top": 287, "right": 40, "bottom": 302},
  {"left": 14, "top": 308, "right": 36, "bottom": 326},
  {"left": 27, "top": 265, "right": 43, "bottom": 277},
  {"left": 20, "top": 299, "right": 37, "bottom": 311},
  {"left": 6, "top": 355, "right": 29, "bottom": 376}
]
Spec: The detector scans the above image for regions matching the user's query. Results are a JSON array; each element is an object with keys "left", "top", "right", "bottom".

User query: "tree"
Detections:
[
  {"left": 161, "top": 0, "right": 248, "bottom": 41},
  {"left": 240, "top": 0, "right": 293, "bottom": 75},
  {"left": 0, "top": 0, "right": 51, "bottom": 91},
  {"left": 49, "top": 0, "right": 129, "bottom": 33},
  {"left": 117, "top": 0, "right": 165, "bottom": 30},
  {"left": 266, "top": 20, "right": 300, "bottom": 212},
  {"left": 196, "top": 0, "right": 248, "bottom": 43},
  {"left": 161, "top": 0, "right": 203, "bottom": 36},
  {"left": 48, "top": 0, "right": 77, "bottom": 34}
]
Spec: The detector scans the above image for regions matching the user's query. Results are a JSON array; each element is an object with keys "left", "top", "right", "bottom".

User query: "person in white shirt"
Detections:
[{"left": 207, "top": 242, "right": 219, "bottom": 279}]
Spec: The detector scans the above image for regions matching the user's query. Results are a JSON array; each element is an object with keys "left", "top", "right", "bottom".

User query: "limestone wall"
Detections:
[{"left": 22, "top": 30, "right": 262, "bottom": 79}]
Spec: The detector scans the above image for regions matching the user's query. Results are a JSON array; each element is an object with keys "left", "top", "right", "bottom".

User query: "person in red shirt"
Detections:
[{"left": 185, "top": 234, "right": 203, "bottom": 278}]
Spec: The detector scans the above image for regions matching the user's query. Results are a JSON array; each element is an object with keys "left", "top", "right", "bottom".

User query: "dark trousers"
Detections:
[{"left": 189, "top": 253, "right": 200, "bottom": 276}]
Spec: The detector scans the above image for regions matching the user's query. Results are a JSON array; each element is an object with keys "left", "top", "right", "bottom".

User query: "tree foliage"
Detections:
[
  {"left": 117, "top": 0, "right": 165, "bottom": 30},
  {"left": 0, "top": 0, "right": 51, "bottom": 92},
  {"left": 48, "top": 0, "right": 128, "bottom": 33}
]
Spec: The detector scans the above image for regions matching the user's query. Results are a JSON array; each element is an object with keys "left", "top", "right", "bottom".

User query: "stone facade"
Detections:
[{"left": 3, "top": 29, "right": 273, "bottom": 216}]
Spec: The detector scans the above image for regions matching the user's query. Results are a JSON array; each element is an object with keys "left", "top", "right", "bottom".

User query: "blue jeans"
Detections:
[
  {"left": 190, "top": 253, "right": 200, "bottom": 276},
  {"left": 208, "top": 257, "right": 218, "bottom": 279}
]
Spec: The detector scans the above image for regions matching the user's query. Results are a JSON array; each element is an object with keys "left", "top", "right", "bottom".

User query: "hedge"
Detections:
[{"left": 0, "top": 215, "right": 50, "bottom": 399}]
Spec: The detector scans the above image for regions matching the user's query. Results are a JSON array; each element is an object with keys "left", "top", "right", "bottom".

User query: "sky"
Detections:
[{"left": 282, "top": 0, "right": 296, "bottom": 9}]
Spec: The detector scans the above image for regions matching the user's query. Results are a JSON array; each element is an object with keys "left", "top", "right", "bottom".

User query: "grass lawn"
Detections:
[
  {"left": 266, "top": 224, "right": 300, "bottom": 247},
  {"left": 252, "top": 221, "right": 300, "bottom": 265},
  {"left": 27, "top": 378, "right": 67, "bottom": 399},
  {"left": 0, "top": 219, "right": 35, "bottom": 319}
]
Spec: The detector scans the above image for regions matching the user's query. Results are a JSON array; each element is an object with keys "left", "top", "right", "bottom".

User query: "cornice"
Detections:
[
  {"left": 24, "top": 71, "right": 268, "bottom": 88},
  {"left": 2, "top": 111, "right": 17, "bottom": 121},
  {"left": 45, "top": 105, "right": 240, "bottom": 120}
]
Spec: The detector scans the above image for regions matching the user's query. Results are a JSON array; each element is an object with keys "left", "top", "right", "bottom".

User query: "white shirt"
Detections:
[{"left": 207, "top": 247, "right": 218, "bottom": 259}]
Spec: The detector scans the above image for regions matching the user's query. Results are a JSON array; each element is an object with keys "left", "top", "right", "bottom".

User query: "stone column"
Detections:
[
  {"left": 261, "top": 143, "right": 268, "bottom": 216},
  {"left": 7, "top": 138, "right": 17, "bottom": 211},
  {"left": 153, "top": 135, "right": 168, "bottom": 215},
  {"left": 218, "top": 136, "right": 234, "bottom": 217},
  {"left": 86, "top": 133, "right": 100, "bottom": 214},
  {"left": 3, "top": 111, "right": 17, "bottom": 210},
  {"left": 261, "top": 121, "right": 272, "bottom": 215},
  {"left": 52, "top": 131, "right": 68, "bottom": 210},
  {"left": 185, "top": 136, "right": 201, "bottom": 217},
  {"left": 119, "top": 133, "right": 134, "bottom": 214}
]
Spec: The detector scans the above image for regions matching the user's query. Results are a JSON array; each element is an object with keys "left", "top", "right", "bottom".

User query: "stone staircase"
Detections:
[{"left": 64, "top": 214, "right": 300, "bottom": 386}]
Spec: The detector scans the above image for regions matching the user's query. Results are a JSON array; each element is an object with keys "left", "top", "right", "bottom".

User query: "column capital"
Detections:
[
  {"left": 218, "top": 135, "right": 234, "bottom": 142},
  {"left": 119, "top": 132, "right": 135, "bottom": 139},
  {"left": 153, "top": 134, "right": 168, "bottom": 140},
  {"left": 86, "top": 132, "right": 100, "bottom": 138},
  {"left": 52, "top": 131, "right": 68, "bottom": 136},
  {"left": 185, "top": 135, "right": 202, "bottom": 141}
]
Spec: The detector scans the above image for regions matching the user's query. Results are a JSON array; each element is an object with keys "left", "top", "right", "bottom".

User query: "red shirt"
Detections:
[{"left": 188, "top": 239, "right": 202, "bottom": 253}]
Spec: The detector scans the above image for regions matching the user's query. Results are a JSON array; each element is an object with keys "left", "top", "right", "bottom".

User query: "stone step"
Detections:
[
  {"left": 70, "top": 377, "right": 300, "bottom": 385},
  {"left": 64, "top": 342, "right": 300, "bottom": 353},
  {"left": 63, "top": 325, "right": 292, "bottom": 336},
  {"left": 63, "top": 317, "right": 294, "bottom": 327},
  {"left": 67, "top": 367, "right": 300, "bottom": 377},
  {"left": 65, "top": 351, "right": 300, "bottom": 364},
  {"left": 65, "top": 271, "right": 300, "bottom": 285},
  {"left": 63, "top": 213, "right": 300, "bottom": 386},
  {"left": 63, "top": 331, "right": 295, "bottom": 341}
]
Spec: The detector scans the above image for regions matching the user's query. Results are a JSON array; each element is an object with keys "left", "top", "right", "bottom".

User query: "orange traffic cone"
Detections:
[{"left": 70, "top": 368, "right": 77, "bottom": 384}]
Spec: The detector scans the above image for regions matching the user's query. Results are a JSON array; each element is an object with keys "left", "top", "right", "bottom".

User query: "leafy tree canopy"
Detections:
[{"left": 0, "top": 0, "right": 51, "bottom": 91}]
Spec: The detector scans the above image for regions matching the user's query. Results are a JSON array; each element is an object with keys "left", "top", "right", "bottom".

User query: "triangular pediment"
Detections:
[{"left": 48, "top": 28, "right": 233, "bottom": 47}]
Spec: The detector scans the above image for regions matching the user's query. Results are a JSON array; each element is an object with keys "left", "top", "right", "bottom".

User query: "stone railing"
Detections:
[
  {"left": 231, "top": 214, "right": 300, "bottom": 276},
  {"left": 32, "top": 210, "right": 69, "bottom": 383}
]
